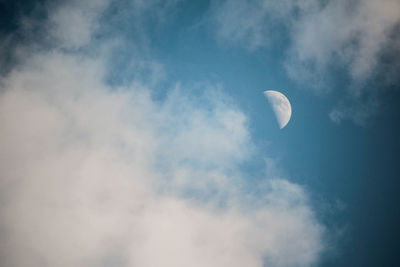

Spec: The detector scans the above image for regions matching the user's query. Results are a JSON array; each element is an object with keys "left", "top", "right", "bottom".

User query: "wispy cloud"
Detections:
[
  {"left": 0, "top": 1, "right": 324, "bottom": 266},
  {"left": 212, "top": 0, "right": 400, "bottom": 125}
]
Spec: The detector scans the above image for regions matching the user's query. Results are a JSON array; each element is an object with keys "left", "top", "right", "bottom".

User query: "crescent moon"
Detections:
[{"left": 263, "top": 90, "right": 292, "bottom": 129}]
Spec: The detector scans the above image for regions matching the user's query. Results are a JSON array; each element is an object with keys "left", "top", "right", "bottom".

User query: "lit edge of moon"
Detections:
[{"left": 263, "top": 90, "right": 292, "bottom": 129}]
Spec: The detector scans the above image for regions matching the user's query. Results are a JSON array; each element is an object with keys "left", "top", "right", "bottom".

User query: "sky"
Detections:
[{"left": 0, "top": 0, "right": 399, "bottom": 266}]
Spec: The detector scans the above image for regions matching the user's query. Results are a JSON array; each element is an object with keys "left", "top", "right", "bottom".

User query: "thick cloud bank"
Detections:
[{"left": 0, "top": 1, "right": 324, "bottom": 266}]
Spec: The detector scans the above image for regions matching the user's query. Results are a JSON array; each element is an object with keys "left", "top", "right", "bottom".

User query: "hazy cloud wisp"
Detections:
[{"left": 212, "top": 0, "right": 400, "bottom": 125}]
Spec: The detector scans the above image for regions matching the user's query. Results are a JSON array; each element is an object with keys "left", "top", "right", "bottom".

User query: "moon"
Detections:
[{"left": 263, "top": 90, "right": 292, "bottom": 129}]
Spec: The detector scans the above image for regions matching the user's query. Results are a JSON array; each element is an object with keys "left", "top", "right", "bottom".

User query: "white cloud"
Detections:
[
  {"left": 0, "top": 50, "right": 324, "bottom": 267},
  {"left": 0, "top": 1, "right": 324, "bottom": 266}
]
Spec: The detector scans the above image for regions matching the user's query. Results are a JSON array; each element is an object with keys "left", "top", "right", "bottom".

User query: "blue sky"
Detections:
[{"left": 0, "top": 0, "right": 399, "bottom": 266}]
